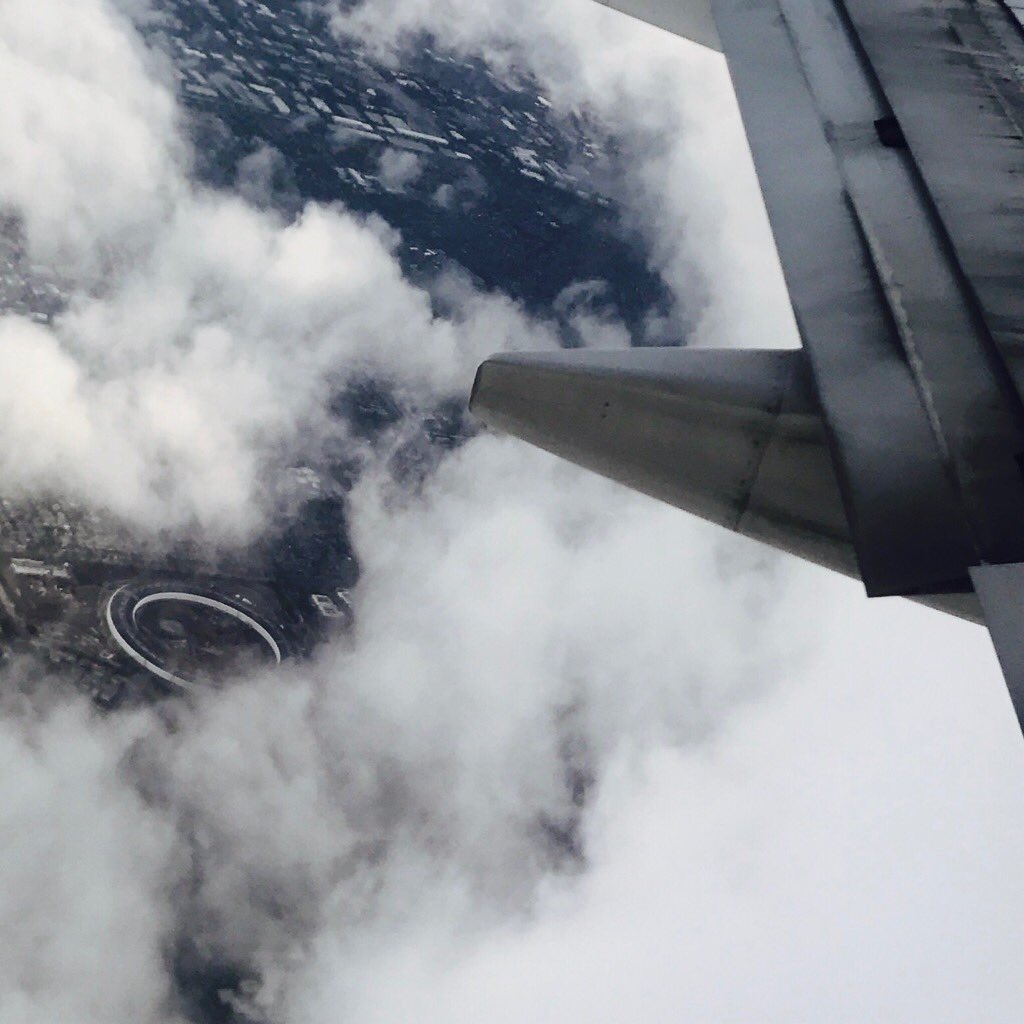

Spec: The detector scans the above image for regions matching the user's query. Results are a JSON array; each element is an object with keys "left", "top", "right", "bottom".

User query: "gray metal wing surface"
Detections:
[{"left": 470, "top": 0, "right": 1024, "bottom": 722}]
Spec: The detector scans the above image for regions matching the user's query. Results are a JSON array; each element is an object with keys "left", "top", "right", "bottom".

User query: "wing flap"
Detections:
[
  {"left": 840, "top": 0, "right": 1024, "bottom": 401},
  {"left": 711, "top": 0, "right": 986, "bottom": 596}
]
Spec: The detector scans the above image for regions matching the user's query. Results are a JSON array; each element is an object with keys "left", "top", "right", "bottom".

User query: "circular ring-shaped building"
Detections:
[{"left": 106, "top": 581, "right": 289, "bottom": 692}]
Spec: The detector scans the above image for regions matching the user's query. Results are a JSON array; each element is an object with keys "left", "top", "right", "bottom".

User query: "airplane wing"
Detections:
[{"left": 470, "top": 0, "right": 1024, "bottom": 720}]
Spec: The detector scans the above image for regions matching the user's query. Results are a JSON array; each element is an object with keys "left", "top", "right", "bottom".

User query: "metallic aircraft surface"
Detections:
[{"left": 470, "top": 0, "right": 1024, "bottom": 722}]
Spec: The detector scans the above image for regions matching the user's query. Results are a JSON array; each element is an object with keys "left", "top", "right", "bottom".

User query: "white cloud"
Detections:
[
  {"left": 0, "top": 0, "right": 182, "bottom": 281},
  {"left": 270, "top": 442, "right": 1024, "bottom": 1024},
  {"left": 0, "top": 3, "right": 1020, "bottom": 1024},
  {"left": 0, "top": 0, "right": 559, "bottom": 536},
  {"left": 0, "top": 695, "right": 177, "bottom": 1024},
  {"left": 376, "top": 149, "right": 424, "bottom": 193},
  {"left": 100, "top": 439, "right": 814, "bottom": 1023}
]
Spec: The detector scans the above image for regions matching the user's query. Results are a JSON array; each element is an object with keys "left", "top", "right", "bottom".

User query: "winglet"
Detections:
[{"left": 471, "top": 346, "right": 853, "bottom": 575}]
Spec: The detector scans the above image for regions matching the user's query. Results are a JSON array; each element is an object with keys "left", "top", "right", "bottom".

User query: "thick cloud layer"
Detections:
[
  {"left": 0, "top": 2, "right": 1021, "bottom": 1024},
  {"left": 0, "top": 0, "right": 182, "bottom": 279},
  {"left": 0, "top": 446, "right": 1016, "bottom": 1023},
  {"left": 0, "top": 0, "right": 557, "bottom": 535}
]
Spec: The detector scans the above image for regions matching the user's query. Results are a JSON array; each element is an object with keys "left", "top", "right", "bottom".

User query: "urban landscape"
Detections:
[{"left": 0, "top": 0, "right": 659, "bottom": 705}]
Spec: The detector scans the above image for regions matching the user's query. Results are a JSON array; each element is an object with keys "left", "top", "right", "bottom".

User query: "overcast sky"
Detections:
[{"left": 0, "top": 1, "right": 1023, "bottom": 1022}]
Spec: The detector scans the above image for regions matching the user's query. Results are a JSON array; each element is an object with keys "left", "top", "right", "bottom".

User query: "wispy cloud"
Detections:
[{"left": 328, "top": 0, "right": 800, "bottom": 349}]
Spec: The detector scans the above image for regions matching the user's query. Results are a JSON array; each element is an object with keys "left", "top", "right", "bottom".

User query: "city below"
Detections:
[{"left": 0, "top": 0, "right": 660, "bottom": 705}]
